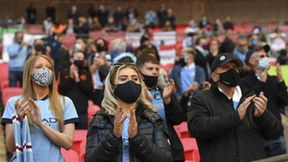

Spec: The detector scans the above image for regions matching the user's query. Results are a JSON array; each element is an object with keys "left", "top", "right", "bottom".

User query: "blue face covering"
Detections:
[{"left": 258, "top": 57, "right": 269, "bottom": 71}]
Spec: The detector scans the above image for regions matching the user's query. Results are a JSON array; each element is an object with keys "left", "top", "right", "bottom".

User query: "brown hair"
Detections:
[{"left": 136, "top": 53, "right": 159, "bottom": 68}]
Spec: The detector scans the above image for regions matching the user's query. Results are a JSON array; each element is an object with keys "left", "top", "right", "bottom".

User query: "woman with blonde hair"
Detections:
[
  {"left": 2, "top": 55, "right": 78, "bottom": 162},
  {"left": 85, "top": 63, "right": 172, "bottom": 162}
]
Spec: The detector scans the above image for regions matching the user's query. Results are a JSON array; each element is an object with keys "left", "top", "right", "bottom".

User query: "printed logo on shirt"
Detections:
[
  {"left": 80, "top": 75, "right": 87, "bottom": 80},
  {"left": 42, "top": 118, "right": 58, "bottom": 125}
]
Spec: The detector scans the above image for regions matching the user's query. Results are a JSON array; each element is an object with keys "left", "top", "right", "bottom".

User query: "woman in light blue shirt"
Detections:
[{"left": 2, "top": 55, "right": 78, "bottom": 162}]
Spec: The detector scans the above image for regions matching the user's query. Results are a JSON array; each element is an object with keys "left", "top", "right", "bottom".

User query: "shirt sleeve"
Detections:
[
  {"left": 62, "top": 96, "right": 79, "bottom": 124},
  {"left": 1, "top": 96, "right": 20, "bottom": 125}
]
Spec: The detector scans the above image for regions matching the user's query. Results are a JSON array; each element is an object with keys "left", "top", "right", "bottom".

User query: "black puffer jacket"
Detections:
[{"left": 85, "top": 102, "right": 173, "bottom": 162}]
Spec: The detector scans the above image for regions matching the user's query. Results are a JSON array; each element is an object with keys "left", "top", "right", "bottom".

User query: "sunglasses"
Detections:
[{"left": 112, "top": 62, "right": 137, "bottom": 67}]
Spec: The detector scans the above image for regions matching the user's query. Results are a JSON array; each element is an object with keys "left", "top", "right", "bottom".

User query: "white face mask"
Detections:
[
  {"left": 31, "top": 67, "right": 53, "bottom": 87},
  {"left": 258, "top": 57, "right": 269, "bottom": 70},
  {"left": 75, "top": 43, "right": 83, "bottom": 50}
]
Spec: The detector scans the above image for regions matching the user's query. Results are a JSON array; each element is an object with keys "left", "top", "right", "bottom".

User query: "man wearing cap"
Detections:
[
  {"left": 240, "top": 45, "right": 288, "bottom": 157},
  {"left": 187, "top": 53, "right": 283, "bottom": 161}
]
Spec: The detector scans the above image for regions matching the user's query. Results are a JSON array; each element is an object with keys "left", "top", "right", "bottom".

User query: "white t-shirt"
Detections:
[{"left": 2, "top": 95, "right": 79, "bottom": 162}]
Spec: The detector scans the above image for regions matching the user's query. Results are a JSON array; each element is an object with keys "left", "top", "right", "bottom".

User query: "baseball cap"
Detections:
[
  {"left": 210, "top": 53, "right": 243, "bottom": 72},
  {"left": 245, "top": 44, "right": 270, "bottom": 64}
]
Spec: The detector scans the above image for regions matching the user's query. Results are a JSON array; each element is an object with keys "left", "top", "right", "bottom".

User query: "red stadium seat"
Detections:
[
  {"left": 174, "top": 121, "right": 190, "bottom": 138},
  {"left": 72, "top": 130, "right": 87, "bottom": 153},
  {"left": 79, "top": 138, "right": 87, "bottom": 162},
  {"left": 1, "top": 87, "right": 22, "bottom": 106},
  {"left": 61, "top": 149, "right": 79, "bottom": 162},
  {"left": 27, "top": 25, "right": 43, "bottom": 34},
  {"left": 0, "top": 79, "right": 9, "bottom": 90},
  {"left": 0, "top": 63, "right": 8, "bottom": 83},
  {"left": 181, "top": 138, "right": 200, "bottom": 162},
  {"left": 88, "top": 104, "right": 101, "bottom": 122}
]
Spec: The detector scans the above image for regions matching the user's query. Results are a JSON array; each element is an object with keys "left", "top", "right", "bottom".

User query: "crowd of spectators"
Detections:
[{"left": 1, "top": 2, "right": 288, "bottom": 162}]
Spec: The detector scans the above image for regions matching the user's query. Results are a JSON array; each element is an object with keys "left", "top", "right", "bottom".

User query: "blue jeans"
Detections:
[
  {"left": 9, "top": 71, "right": 23, "bottom": 87},
  {"left": 264, "top": 135, "right": 286, "bottom": 157}
]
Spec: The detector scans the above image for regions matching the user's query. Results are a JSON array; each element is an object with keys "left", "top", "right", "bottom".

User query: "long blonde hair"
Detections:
[
  {"left": 22, "top": 55, "right": 64, "bottom": 131},
  {"left": 101, "top": 64, "right": 155, "bottom": 115}
]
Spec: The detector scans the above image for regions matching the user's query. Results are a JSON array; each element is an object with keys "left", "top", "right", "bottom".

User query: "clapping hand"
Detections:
[
  {"left": 27, "top": 98, "right": 42, "bottom": 126},
  {"left": 113, "top": 107, "right": 126, "bottom": 138},
  {"left": 162, "top": 79, "right": 175, "bottom": 104},
  {"left": 128, "top": 109, "right": 138, "bottom": 138},
  {"left": 15, "top": 98, "right": 30, "bottom": 121},
  {"left": 253, "top": 92, "right": 268, "bottom": 118}
]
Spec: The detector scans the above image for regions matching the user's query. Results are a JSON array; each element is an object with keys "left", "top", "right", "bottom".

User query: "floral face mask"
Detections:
[{"left": 31, "top": 67, "right": 53, "bottom": 87}]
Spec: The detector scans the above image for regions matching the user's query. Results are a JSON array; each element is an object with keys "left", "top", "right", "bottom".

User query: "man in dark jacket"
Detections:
[
  {"left": 187, "top": 53, "right": 283, "bottom": 162},
  {"left": 136, "top": 53, "right": 185, "bottom": 162},
  {"left": 59, "top": 51, "right": 94, "bottom": 129},
  {"left": 240, "top": 45, "right": 288, "bottom": 157}
]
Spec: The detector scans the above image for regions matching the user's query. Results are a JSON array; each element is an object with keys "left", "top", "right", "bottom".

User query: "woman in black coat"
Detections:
[{"left": 85, "top": 63, "right": 172, "bottom": 162}]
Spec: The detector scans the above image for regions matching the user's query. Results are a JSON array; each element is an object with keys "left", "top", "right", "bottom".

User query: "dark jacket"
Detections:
[
  {"left": 240, "top": 71, "right": 288, "bottom": 121},
  {"left": 170, "top": 64, "right": 206, "bottom": 97},
  {"left": 160, "top": 90, "right": 185, "bottom": 161},
  {"left": 58, "top": 66, "right": 93, "bottom": 114},
  {"left": 85, "top": 102, "right": 172, "bottom": 162},
  {"left": 187, "top": 85, "right": 283, "bottom": 162}
]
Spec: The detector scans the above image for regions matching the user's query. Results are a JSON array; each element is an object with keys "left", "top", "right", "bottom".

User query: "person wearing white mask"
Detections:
[{"left": 240, "top": 45, "right": 288, "bottom": 157}]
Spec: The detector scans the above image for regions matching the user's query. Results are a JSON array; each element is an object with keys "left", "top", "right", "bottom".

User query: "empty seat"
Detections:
[
  {"left": 61, "top": 149, "right": 79, "bottom": 162},
  {"left": 174, "top": 121, "right": 190, "bottom": 138},
  {"left": 0, "top": 63, "right": 8, "bottom": 82},
  {"left": 72, "top": 130, "right": 87, "bottom": 153},
  {"left": 181, "top": 138, "right": 200, "bottom": 162},
  {"left": 1, "top": 87, "right": 22, "bottom": 106},
  {"left": 88, "top": 104, "right": 101, "bottom": 123},
  {"left": 79, "top": 139, "right": 87, "bottom": 162}
]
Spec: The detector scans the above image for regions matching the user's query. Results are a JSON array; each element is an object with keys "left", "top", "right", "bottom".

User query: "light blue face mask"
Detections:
[
  {"left": 31, "top": 67, "right": 53, "bottom": 87},
  {"left": 258, "top": 57, "right": 269, "bottom": 71}
]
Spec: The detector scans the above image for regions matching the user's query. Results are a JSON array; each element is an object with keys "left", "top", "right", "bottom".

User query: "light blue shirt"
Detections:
[
  {"left": 122, "top": 117, "right": 130, "bottom": 162},
  {"left": 150, "top": 88, "right": 166, "bottom": 121},
  {"left": 180, "top": 63, "right": 196, "bottom": 95},
  {"left": 2, "top": 96, "right": 79, "bottom": 162},
  {"left": 7, "top": 43, "right": 29, "bottom": 71},
  {"left": 218, "top": 86, "right": 242, "bottom": 110}
]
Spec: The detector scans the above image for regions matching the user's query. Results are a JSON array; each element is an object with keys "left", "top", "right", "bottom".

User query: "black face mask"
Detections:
[
  {"left": 35, "top": 44, "right": 46, "bottom": 54},
  {"left": 114, "top": 80, "right": 142, "bottom": 103},
  {"left": 74, "top": 60, "right": 84, "bottom": 68},
  {"left": 178, "top": 58, "right": 187, "bottom": 67},
  {"left": 96, "top": 44, "right": 106, "bottom": 52},
  {"left": 142, "top": 74, "right": 158, "bottom": 88},
  {"left": 219, "top": 69, "right": 240, "bottom": 87}
]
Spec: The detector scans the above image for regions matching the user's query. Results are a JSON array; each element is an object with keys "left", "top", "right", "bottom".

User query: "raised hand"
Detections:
[
  {"left": 253, "top": 92, "right": 268, "bottom": 118},
  {"left": 237, "top": 95, "right": 255, "bottom": 120},
  {"left": 113, "top": 107, "right": 126, "bottom": 138},
  {"left": 27, "top": 98, "right": 42, "bottom": 126},
  {"left": 276, "top": 64, "right": 283, "bottom": 82},
  {"left": 128, "top": 108, "right": 138, "bottom": 138},
  {"left": 162, "top": 79, "right": 175, "bottom": 104},
  {"left": 14, "top": 98, "right": 30, "bottom": 121},
  {"left": 257, "top": 65, "right": 270, "bottom": 83}
]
